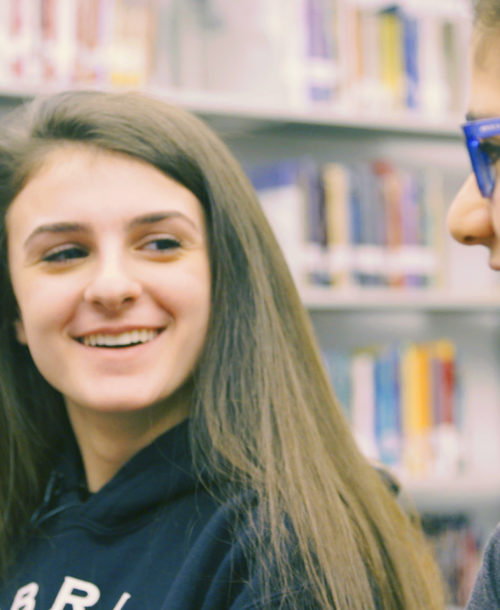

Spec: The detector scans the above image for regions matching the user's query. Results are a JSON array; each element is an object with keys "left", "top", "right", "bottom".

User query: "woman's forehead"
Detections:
[
  {"left": 469, "top": 30, "right": 500, "bottom": 117},
  {"left": 5, "top": 147, "right": 206, "bottom": 242},
  {"left": 472, "top": 27, "right": 500, "bottom": 72}
]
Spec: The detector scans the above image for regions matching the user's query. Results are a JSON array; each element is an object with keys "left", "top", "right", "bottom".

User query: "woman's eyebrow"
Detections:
[
  {"left": 127, "top": 211, "right": 198, "bottom": 231},
  {"left": 23, "top": 222, "right": 90, "bottom": 249},
  {"left": 465, "top": 111, "right": 500, "bottom": 122},
  {"left": 22, "top": 212, "right": 200, "bottom": 250}
]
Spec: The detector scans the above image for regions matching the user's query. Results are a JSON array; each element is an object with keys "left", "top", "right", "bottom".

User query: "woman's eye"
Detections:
[
  {"left": 42, "top": 246, "right": 88, "bottom": 263},
  {"left": 481, "top": 141, "right": 500, "bottom": 164},
  {"left": 142, "top": 237, "right": 181, "bottom": 252}
]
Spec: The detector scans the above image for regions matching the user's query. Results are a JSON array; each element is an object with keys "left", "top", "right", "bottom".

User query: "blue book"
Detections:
[
  {"left": 375, "top": 346, "right": 401, "bottom": 466},
  {"left": 400, "top": 8, "right": 419, "bottom": 109},
  {"left": 322, "top": 349, "right": 352, "bottom": 422},
  {"left": 305, "top": 0, "right": 337, "bottom": 102}
]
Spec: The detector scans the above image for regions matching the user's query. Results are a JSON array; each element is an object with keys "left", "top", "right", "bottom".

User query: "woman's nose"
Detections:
[
  {"left": 83, "top": 255, "right": 142, "bottom": 312},
  {"left": 447, "top": 173, "right": 495, "bottom": 246}
]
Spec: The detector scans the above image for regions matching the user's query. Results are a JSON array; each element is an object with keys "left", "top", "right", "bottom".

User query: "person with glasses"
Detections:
[
  {"left": 447, "top": 1, "right": 500, "bottom": 608},
  {"left": 448, "top": 4, "right": 500, "bottom": 244}
]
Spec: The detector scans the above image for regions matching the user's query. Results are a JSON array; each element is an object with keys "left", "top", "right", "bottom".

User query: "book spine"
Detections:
[
  {"left": 303, "top": 159, "right": 329, "bottom": 286},
  {"left": 375, "top": 346, "right": 401, "bottom": 466},
  {"left": 378, "top": 6, "right": 404, "bottom": 109},
  {"left": 322, "top": 162, "right": 353, "bottom": 288},
  {"left": 303, "top": 0, "right": 337, "bottom": 103},
  {"left": 108, "top": 0, "right": 153, "bottom": 87},
  {"left": 248, "top": 159, "right": 309, "bottom": 285},
  {"left": 401, "top": 342, "right": 433, "bottom": 476},
  {"left": 351, "top": 349, "right": 378, "bottom": 461},
  {"left": 401, "top": 7, "right": 419, "bottom": 109}
]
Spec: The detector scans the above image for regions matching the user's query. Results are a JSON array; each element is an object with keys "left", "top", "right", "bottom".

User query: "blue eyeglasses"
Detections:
[{"left": 463, "top": 117, "right": 500, "bottom": 198}]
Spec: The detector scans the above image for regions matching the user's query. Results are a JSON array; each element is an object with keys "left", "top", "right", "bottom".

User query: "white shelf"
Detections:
[
  {"left": 149, "top": 88, "right": 464, "bottom": 138},
  {"left": 0, "top": 84, "right": 464, "bottom": 139},
  {"left": 301, "top": 286, "right": 500, "bottom": 312},
  {"left": 402, "top": 474, "right": 500, "bottom": 512}
]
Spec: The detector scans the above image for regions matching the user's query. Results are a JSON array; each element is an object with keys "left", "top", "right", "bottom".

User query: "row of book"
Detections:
[
  {"left": 0, "top": 0, "right": 469, "bottom": 115},
  {"left": 0, "top": 0, "right": 153, "bottom": 86},
  {"left": 334, "top": 1, "right": 469, "bottom": 115},
  {"left": 322, "top": 339, "right": 462, "bottom": 477},
  {"left": 248, "top": 158, "right": 447, "bottom": 290},
  {"left": 422, "top": 514, "right": 482, "bottom": 607}
]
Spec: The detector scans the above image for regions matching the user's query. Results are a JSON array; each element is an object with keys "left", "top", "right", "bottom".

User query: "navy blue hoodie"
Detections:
[
  {"left": 0, "top": 421, "right": 311, "bottom": 610},
  {"left": 466, "top": 522, "right": 500, "bottom": 609}
]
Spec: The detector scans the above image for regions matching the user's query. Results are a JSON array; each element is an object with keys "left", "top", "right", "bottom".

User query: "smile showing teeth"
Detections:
[{"left": 80, "top": 329, "right": 160, "bottom": 348}]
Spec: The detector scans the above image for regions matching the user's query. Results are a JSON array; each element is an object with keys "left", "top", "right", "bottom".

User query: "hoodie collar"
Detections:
[{"left": 32, "top": 419, "right": 199, "bottom": 533}]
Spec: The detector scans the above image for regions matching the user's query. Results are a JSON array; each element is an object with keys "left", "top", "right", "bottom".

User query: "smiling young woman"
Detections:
[
  {"left": 6, "top": 147, "right": 211, "bottom": 493},
  {"left": 0, "top": 91, "right": 445, "bottom": 609}
]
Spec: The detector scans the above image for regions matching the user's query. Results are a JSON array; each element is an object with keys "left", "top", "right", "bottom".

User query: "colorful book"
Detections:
[
  {"left": 108, "top": 0, "right": 153, "bottom": 87},
  {"left": 322, "top": 162, "right": 353, "bottom": 287},
  {"left": 357, "top": 6, "right": 383, "bottom": 108},
  {"left": 374, "top": 345, "right": 401, "bottom": 466},
  {"left": 303, "top": 0, "right": 338, "bottom": 103},
  {"left": 40, "top": 0, "right": 78, "bottom": 84},
  {"left": 372, "top": 160, "right": 404, "bottom": 287},
  {"left": 377, "top": 5, "right": 404, "bottom": 109},
  {"left": 416, "top": 12, "right": 449, "bottom": 115},
  {"left": 74, "top": 0, "right": 106, "bottom": 84},
  {"left": 322, "top": 348, "right": 352, "bottom": 422},
  {"left": 351, "top": 348, "right": 378, "bottom": 461},
  {"left": 248, "top": 159, "right": 310, "bottom": 286},
  {"left": 303, "top": 159, "right": 329, "bottom": 285},
  {"left": 401, "top": 7, "right": 419, "bottom": 109},
  {"left": 400, "top": 342, "right": 432, "bottom": 476},
  {"left": 5, "top": 0, "right": 39, "bottom": 83}
]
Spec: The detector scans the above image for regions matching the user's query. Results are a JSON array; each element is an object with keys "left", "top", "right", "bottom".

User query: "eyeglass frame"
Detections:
[{"left": 462, "top": 116, "right": 500, "bottom": 199}]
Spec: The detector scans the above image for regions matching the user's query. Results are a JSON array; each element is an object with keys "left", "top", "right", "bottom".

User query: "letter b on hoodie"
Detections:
[{"left": 50, "top": 577, "right": 100, "bottom": 609}]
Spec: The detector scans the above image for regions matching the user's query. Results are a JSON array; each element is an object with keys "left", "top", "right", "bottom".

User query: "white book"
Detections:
[
  {"left": 40, "top": 0, "right": 78, "bottom": 85},
  {"left": 5, "top": 0, "right": 41, "bottom": 85},
  {"left": 351, "top": 349, "right": 378, "bottom": 461},
  {"left": 416, "top": 13, "right": 449, "bottom": 115}
]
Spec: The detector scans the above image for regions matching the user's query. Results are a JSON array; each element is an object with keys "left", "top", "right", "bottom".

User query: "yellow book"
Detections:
[
  {"left": 109, "top": 0, "right": 153, "bottom": 87},
  {"left": 401, "top": 342, "right": 432, "bottom": 476},
  {"left": 378, "top": 7, "right": 403, "bottom": 108},
  {"left": 322, "top": 163, "right": 352, "bottom": 287}
]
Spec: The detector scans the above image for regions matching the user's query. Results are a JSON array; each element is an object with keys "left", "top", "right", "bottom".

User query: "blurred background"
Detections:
[{"left": 1, "top": 1, "right": 498, "bottom": 607}]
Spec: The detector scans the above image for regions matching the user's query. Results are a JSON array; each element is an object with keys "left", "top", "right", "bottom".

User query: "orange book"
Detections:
[{"left": 372, "top": 160, "right": 404, "bottom": 287}]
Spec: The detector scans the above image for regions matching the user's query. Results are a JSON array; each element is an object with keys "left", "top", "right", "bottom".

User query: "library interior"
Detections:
[{"left": 0, "top": 0, "right": 497, "bottom": 608}]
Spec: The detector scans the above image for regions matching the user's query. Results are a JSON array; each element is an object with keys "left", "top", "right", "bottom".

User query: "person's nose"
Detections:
[
  {"left": 83, "top": 251, "right": 142, "bottom": 312},
  {"left": 447, "top": 173, "right": 495, "bottom": 246}
]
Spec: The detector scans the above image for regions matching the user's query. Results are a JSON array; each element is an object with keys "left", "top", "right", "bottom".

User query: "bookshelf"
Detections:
[
  {"left": 303, "top": 287, "right": 500, "bottom": 311},
  {"left": 0, "top": 84, "right": 467, "bottom": 137},
  {"left": 0, "top": 0, "right": 490, "bottom": 604}
]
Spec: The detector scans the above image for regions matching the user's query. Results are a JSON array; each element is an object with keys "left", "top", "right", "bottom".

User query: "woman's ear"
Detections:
[{"left": 14, "top": 319, "right": 27, "bottom": 344}]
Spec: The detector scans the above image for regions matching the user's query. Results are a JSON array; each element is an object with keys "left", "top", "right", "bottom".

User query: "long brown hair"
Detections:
[
  {"left": 474, "top": 0, "right": 500, "bottom": 28},
  {"left": 0, "top": 91, "right": 445, "bottom": 608}
]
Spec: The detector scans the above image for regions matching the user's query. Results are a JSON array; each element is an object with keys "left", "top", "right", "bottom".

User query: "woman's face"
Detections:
[
  {"left": 6, "top": 147, "right": 211, "bottom": 426},
  {"left": 447, "top": 31, "right": 500, "bottom": 266}
]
